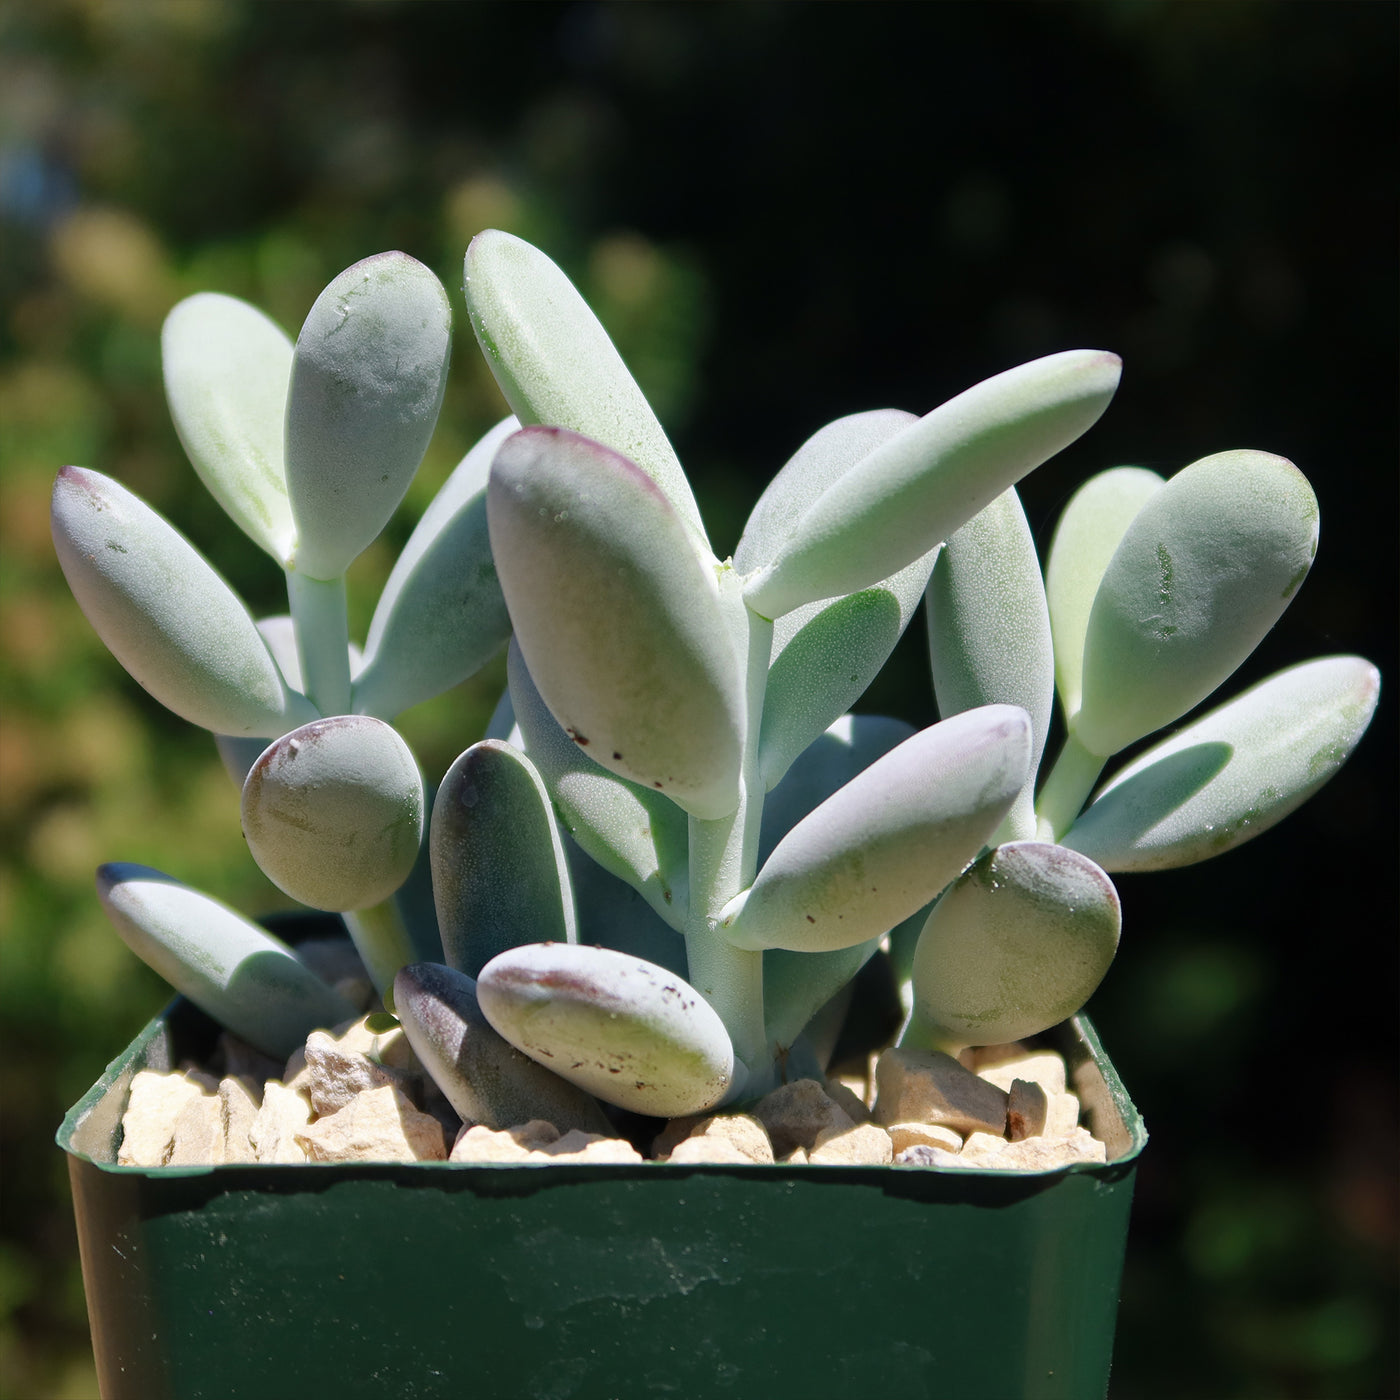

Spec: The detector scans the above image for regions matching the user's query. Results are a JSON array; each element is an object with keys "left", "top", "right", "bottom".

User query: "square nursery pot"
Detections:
[{"left": 59, "top": 995, "right": 1147, "bottom": 1400}]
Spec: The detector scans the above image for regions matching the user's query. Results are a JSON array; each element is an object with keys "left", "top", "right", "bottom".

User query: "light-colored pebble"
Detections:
[
  {"left": 118, "top": 1070, "right": 209, "bottom": 1166},
  {"left": 753, "top": 1079, "right": 856, "bottom": 1156},
  {"left": 301, "top": 1030, "right": 416, "bottom": 1116},
  {"left": 887, "top": 1122, "right": 964, "bottom": 1155},
  {"left": 781, "top": 1147, "right": 809, "bottom": 1165},
  {"left": 874, "top": 1049, "right": 1008, "bottom": 1136},
  {"left": 326, "top": 1015, "right": 419, "bottom": 1073},
  {"left": 1007, "top": 1078, "right": 1049, "bottom": 1142},
  {"left": 168, "top": 1093, "right": 225, "bottom": 1165},
  {"left": 975, "top": 1049, "right": 1068, "bottom": 1097},
  {"left": 537, "top": 1130, "right": 643, "bottom": 1164},
  {"left": 219, "top": 1076, "right": 261, "bottom": 1163},
  {"left": 961, "top": 1131, "right": 1010, "bottom": 1158},
  {"left": 810, "top": 1123, "right": 893, "bottom": 1166},
  {"left": 297, "top": 1084, "right": 445, "bottom": 1163},
  {"left": 249, "top": 1081, "right": 312, "bottom": 1163},
  {"left": 665, "top": 1114, "right": 774, "bottom": 1164},
  {"left": 988, "top": 1127, "right": 1107, "bottom": 1171},
  {"left": 1045, "top": 1092, "right": 1082, "bottom": 1138},
  {"left": 451, "top": 1120, "right": 559, "bottom": 1163}
]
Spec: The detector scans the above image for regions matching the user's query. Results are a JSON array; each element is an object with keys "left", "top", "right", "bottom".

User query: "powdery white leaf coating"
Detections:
[
  {"left": 489, "top": 426, "right": 745, "bottom": 820},
  {"left": 1063, "top": 655, "right": 1381, "bottom": 871},
  {"left": 1074, "top": 450, "right": 1319, "bottom": 758},
  {"left": 162, "top": 292, "right": 297, "bottom": 563},
  {"left": 50, "top": 467, "right": 317, "bottom": 738},
  {"left": 742, "top": 351, "right": 1122, "bottom": 619},
  {"left": 431, "top": 740, "right": 576, "bottom": 977},
  {"left": 911, "top": 841, "right": 1120, "bottom": 1051},
  {"left": 925, "top": 487, "right": 1054, "bottom": 841},
  {"left": 477, "top": 944, "right": 736, "bottom": 1117},
  {"left": 352, "top": 416, "right": 518, "bottom": 719},
  {"left": 286, "top": 252, "right": 452, "bottom": 580},
  {"left": 393, "top": 962, "right": 611, "bottom": 1134},
  {"left": 241, "top": 715, "right": 425, "bottom": 912},
  {"left": 464, "top": 229, "right": 707, "bottom": 549},
  {"left": 96, "top": 863, "right": 356, "bottom": 1059},
  {"left": 1045, "top": 466, "right": 1165, "bottom": 722},
  {"left": 508, "top": 640, "right": 688, "bottom": 929},
  {"left": 720, "top": 705, "right": 1033, "bottom": 954}
]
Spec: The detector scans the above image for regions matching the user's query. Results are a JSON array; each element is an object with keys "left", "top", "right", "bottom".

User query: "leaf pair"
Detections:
[{"left": 165, "top": 253, "right": 451, "bottom": 580}]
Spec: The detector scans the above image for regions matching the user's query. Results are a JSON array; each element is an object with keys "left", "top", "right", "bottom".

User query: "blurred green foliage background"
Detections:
[{"left": 1, "top": 3, "right": 1394, "bottom": 1397}]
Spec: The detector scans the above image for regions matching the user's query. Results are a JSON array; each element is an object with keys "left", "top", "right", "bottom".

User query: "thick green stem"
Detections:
[
  {"left": 341, "top": 899, "right": 417, "bottom": 1011},
  {"left": 683, "top": 595, "right": 773, "bottom": 1088},
  {"left": 1035, "top": 728, "right": 1108, "bottom": 842},
  {"left": 287, "top": 569, "right": 351, "bottom": 716}
]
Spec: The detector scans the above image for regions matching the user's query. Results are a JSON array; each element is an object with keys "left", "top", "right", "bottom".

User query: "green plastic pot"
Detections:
[{"left": 59, "top": 994, "right": 1146, "bottom": 1400}]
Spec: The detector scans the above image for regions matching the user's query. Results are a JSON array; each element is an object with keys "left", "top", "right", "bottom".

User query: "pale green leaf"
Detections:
[
  {"left": 51, "top": 467, "right": 317, "bottom": 737},
  {"left": 464, "top": 229, "right": 707, "bottom": 548},
  {"left": 489, "top": 426, "right": 745, "bottom": 820},
  {"left": 241, "top": 715, "right": 424, "bottom": 911},
  {"left": 926, "top": 487, "right": 1054, "bottom": 840},
  {"left": 477, "top": 943, "right": 737, "bottom": 1116},
  {"left": 910, "top": 841, "right": 1120, "bottom": 1051},
  {"left": 286, "top": 252, "right": 452, "bottom": 579},
  {"left": 1045, "top": 466, "right": 1165, "bottom": 721},
  {"left": 162, "top": 292, "right": 296, "bottom": 562},
  {"left": 96, "top": 863, "right": 356, "bottom": 1059},
  {"left": 743, "top": 351, "right": 1121, "bottom": 619},
  {"left": 352, "top": 417, "right": 518, "bottom": 719},
  {"left": 720, "top": 705, "right": 1032, "bottom": 954},
  {"left": 393, "top": 961, "right": 611, "bottom": 1134},
  {"left": 430, "top": 740, "right": 576, "bottom": 977},
  {"left": 1074, "top": 450, "right": 1319, "bottom": 758},
  {"left": 509, "top": 639, "right": 688, "bottom": 929},
  {"left": 1064, "top": 655, "right": 1381, "bottom": 871}
]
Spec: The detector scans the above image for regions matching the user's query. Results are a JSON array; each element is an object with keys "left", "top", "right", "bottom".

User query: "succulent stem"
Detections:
[
  {"left": 1035, "top": 729, "right": 1107, "bottom": 842},
  {"left": 287, "top": 569, "right": 351, "bottom": 716},
  {"left": 341, "top": 898, "right": 418, "bottom": 1010},
  {"left": 681, "top": 597, "right": 774, "bottom": 1087}
]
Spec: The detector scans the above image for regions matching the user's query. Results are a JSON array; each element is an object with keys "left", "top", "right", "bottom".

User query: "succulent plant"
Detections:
[{"left": 54, "top": 233, "right": 1379, "bottom": 1125}]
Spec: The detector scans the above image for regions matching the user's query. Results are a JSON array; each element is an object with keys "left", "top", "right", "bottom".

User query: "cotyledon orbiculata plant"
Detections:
[{"left": 56, "top": 231, "right": 1379, "bottom": 1125}]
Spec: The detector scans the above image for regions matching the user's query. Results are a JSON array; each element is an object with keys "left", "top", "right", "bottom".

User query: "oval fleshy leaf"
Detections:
[
  {"left": 720, "top": 705, "right": 1033, "bottom": 954},
  {"left": 1063, "top": 655, "right": 1381, "bottom": 872},
  {"left": 759, "top": 712, "right": 916, "bottom": 863},
  {"left": 743, "top": 351, "right": 1121, "bottom": 619},
  {"left": 1045, "top": 466, "right": 1165, "bottom": 722},
  {"left": 352, "top": 416, "right": 518, "bottom": 720},
  {"left": 96, "top": 863, "right": 356, "bottom": 1059},
  {"left": 760, "top": 553, "right": 935, "bottom": 792},
  {"left": 1074, "top": 450, "right": 1319, "bottom": 758},
  {"left": 925, "top": 487, "right": 1054, "bottom": 841},
  {"left": 476, "top": 943, "right": 737, "bottom": 1116},
  {"left": 910, "top": 841, "right": 1120, "bottom": 1051},
  {"left": 161, "top": 291, "right": 296, "bottom": 563},
  {"left": 735, "top": 408, "right": 918, "bottom": 572},
  {"left": 508, "top": 639, "right": 688, "bottom": 928},
  {"left": 393, "top": 962, "right": 611, "bottom": 1134},
  {"left": 489, "top": 426, "right": 744, "bottom": 820},
  {"left": 464, "top": 229, "right": 707, "bottom": 548},
  {"left": 431, "top": 740, "right": 576, "bottom": 977},
  {"left": 286, "top": 252, "right": 452, "bottom": 580},
  {"left": 241, "top": 715, "right": 425, "bottom": 912},
  {"left": 51, "top": 466, "right": 317, "bottom": 737}
]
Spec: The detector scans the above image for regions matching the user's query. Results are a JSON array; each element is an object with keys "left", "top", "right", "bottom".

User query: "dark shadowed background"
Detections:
[{"left": 2, "top": 3, "right": 1395, "bottom": 1396}]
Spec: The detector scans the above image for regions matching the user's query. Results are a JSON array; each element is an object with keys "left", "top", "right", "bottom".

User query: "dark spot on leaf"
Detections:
[
  {"left": 653, "top": 781, "right": 664, "bottom": 789},
  {"left": 566, "top": 728, "right": 589, "bottom": 746},
  {"left": 105, "top": 541, "right": 128, "bottom": 553},
  {"left": 806, "top": 915, "right": 816, "bottom": 923},
  {"left": 613, "top": 751, "right": 622, "bottom": 760}
]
